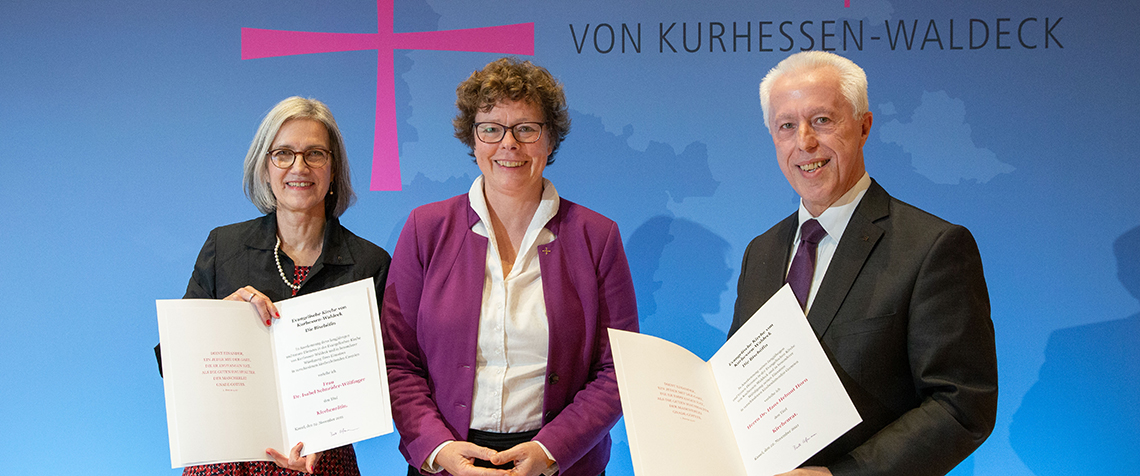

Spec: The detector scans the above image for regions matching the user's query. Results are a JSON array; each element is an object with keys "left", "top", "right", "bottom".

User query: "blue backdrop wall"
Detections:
[{"left": 2, "top": 0, "right": 1138, "bottom": 474}]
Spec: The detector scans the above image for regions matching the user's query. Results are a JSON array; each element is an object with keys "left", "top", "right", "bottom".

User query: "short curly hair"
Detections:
[{"left": 453, "top": 57, "right": 570, "bottom": 165}]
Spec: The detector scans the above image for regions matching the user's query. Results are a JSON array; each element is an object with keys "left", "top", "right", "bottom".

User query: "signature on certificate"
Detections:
[
  {"left": 793, "top": 433, "right": 818, "bottom": 451},
  {"left": 330, "top": 427, "right": 360, "bottom": 437}
]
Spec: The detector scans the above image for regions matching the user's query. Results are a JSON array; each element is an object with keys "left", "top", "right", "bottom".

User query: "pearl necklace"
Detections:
[{"left": 274, "top": 236, "right": 303, "bottom": 291}]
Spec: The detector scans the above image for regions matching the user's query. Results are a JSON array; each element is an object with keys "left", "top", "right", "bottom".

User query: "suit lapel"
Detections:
[
  {"left": 806, "top": 180, "right": 889, "bottom": 337},
  {"left": 538, "top": 200, "right": 564, "bottom": 355},
  {"left": 763, "top": 213, "right": 799, "bottom": 299}
]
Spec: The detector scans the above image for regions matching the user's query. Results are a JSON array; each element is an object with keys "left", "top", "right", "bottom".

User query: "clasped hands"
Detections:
[{"left": 435, "top": 441, "right": 553, "bottom": 476}]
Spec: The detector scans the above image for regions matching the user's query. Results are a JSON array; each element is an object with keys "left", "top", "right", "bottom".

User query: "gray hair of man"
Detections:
[
  {"left": 242, "top": 96, "right": 356, "bottom": 218},
  {"left": 759, "top": 51, "right": 869, "bottom": 132}
]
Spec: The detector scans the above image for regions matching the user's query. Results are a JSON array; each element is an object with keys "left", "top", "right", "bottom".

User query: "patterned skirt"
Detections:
[{"left": 183, "top": 445, "right": 359, "bottom": 476}]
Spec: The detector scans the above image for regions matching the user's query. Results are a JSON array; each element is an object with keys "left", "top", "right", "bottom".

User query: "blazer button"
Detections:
[{"left": 548, "top": 373, "right": 559, "bottom": 384}]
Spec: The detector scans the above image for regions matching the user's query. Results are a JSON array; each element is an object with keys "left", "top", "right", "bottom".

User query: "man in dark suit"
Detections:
[{"left": 730, "top": 51, "right": 998, "bottom": 476}]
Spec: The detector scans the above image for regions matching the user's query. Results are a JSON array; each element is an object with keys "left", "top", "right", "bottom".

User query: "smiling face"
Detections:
[
  {"left": 768, "top": 67, "right": 872, "bottom": 216},
  {"left": 473, "top": 99, "right": 553, "bottom": 200},
  {"left": 266, "top": 118, "right": 333, "bottom": 218}
]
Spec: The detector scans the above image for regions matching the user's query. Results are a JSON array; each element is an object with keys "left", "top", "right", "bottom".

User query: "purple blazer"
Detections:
[{"left": 382, "top": 193, "right": 638, "bottom": 476}]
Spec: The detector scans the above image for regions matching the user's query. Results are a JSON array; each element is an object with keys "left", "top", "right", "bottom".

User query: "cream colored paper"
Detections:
[
  {"left": 157, "top": 278, "right": 391, "bottom": 468},
  {"left": 611, "top": 285, "right": 861, "bottom": 476}
]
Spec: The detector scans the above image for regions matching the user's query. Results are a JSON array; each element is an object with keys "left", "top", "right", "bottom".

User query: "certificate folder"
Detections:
[
  {"left": 610, "top": 285, "right": 860, "bottom": 476},
  {"left": 157, "top": 278, "right": 392, "bottom": 468}
]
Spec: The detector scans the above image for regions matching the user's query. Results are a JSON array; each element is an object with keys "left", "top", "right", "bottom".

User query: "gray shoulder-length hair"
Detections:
[{"left": 242, "top": 96, "right": 356, "bottom": 218}]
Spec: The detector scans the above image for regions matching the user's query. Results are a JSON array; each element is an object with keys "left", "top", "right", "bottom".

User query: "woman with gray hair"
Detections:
[{"left": 174, "top": 96, "right": 390, "bottom": 476}]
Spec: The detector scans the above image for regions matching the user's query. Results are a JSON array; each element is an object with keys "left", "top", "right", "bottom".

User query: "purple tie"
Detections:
[{"left": 786, "top": 219, "right": 827, "bottom": 311}]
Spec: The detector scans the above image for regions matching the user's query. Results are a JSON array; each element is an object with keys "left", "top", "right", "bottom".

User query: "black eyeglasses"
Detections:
[
  {"left": 473, "top": 122, "right": 545, "bottom": 144},
  {"left": 267, "top": 147, "right": 332, "bottom": 169}
]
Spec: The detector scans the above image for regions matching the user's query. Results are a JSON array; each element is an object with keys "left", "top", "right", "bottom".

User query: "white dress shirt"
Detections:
[
  {"left": 788, "top": 172, "right": 872, "bottom": 313},
  {"left": 468, "top": 176, "right": 558, "bottom": 432},
  {"left": 424, "top": 176, "right": 559, "bottom": 474}
]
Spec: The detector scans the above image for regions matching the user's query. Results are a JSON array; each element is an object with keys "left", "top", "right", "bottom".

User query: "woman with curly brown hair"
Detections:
[{"left": 382, "top": 57, "right": 638, "bottom": 476}]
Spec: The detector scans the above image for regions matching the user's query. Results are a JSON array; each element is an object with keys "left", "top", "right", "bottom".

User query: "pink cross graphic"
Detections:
[{"left": 242, "top": 0, "right": 534, "bottom": 191}]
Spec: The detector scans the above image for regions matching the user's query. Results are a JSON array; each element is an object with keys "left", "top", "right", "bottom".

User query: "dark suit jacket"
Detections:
[
  {"left": 730, "top": 180, "right": 997, "bottom": 476},
  {"left": 382, "top": 194, "right": 638, "bottom": 476},
  {"left": 156, "top": 213, "right": 390, "bottom": 375},
  {"left": 182, "top": 213, "right": 390, "bottom": 302}
]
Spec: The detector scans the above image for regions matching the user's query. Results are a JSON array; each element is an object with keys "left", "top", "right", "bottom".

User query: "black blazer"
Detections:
[
  {"left": 730, "top": 180, "right": 997, "bottom": 476},
  {"left": 155, "top": 213, "right": 390, "bottom": 375},
  {"left": 182, "top": 213, "right": 389, "bottom": 302}
]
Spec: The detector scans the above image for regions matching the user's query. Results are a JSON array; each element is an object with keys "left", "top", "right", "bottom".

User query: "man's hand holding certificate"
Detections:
[
  {"left": 610, "top": 285, "right": 861, "bottom": 476},
  {"left": 157, "top": 278, "right": 392, "bottom": 468}
]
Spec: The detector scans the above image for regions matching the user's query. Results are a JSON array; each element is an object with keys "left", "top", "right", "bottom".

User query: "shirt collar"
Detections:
[
  {"left": 244, "top": 212, "right": 353, "bottom": 267},
  {"left": 796, "top": 172, "right": 871, "bottom": 243},
  {"left": 468, "top": 175, "right": 560, "bottom": 239}
]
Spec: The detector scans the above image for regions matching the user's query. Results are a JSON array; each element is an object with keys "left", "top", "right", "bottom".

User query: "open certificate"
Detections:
[
  {"left": 157, "top": 278, "right": 392, "bottom": 468},
  {"left": 610, "top": 285, "right": 861, "bottom": 476}
]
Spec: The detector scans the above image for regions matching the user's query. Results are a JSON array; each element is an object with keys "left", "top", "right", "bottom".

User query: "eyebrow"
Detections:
[
  {"left": 475, "top": 119, "right": 542, "bottom": 125},
  {"left": 773, "top": 106, "right": 838, "bottom": 122},
  {"left": 270, "top": 143, "right": 330, "bottom": 151},
  {"left": 806, "top": 106, "right": 838, "bottom": 117}
]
